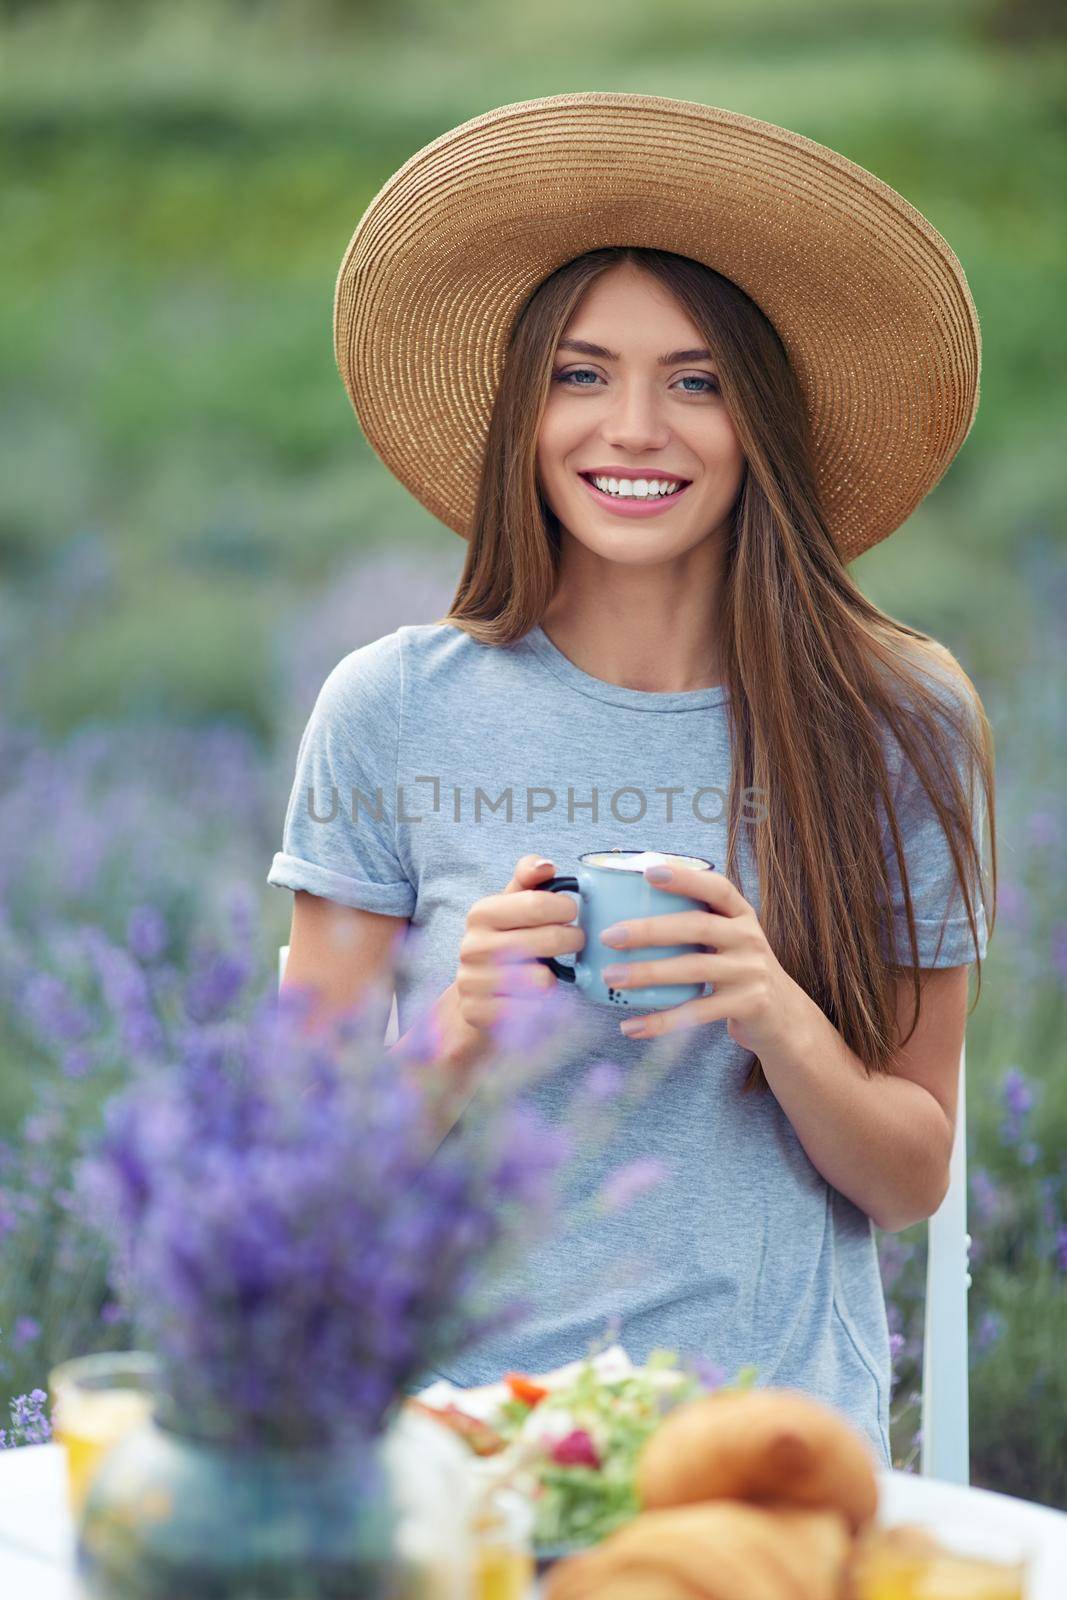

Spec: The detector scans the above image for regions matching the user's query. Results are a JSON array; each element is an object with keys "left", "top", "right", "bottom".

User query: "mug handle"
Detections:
[{"left": 536, "top": 875, "right": 580, "bottom": 983}]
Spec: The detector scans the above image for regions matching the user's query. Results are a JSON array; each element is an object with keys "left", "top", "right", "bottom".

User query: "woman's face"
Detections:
[{"left": 536, "top": 263, "right": 745, "bottom": 565}]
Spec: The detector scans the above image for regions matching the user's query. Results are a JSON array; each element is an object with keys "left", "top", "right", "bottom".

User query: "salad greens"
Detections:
[{"left": 493, "top": 1349, "right": 759, "bottom": 1551}]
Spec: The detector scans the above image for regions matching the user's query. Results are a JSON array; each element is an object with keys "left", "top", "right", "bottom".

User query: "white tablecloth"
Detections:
[{"left": 3, "top": 1443, "right": 1065, "bottom": 1597}]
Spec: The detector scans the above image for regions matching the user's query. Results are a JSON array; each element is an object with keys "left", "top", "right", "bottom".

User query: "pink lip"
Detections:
[
  {"left": 577, "top": 472, "right": 691, "bottom": 518},
  {"left": 580, "top": 467, "right": 692, "bottom": 482}
]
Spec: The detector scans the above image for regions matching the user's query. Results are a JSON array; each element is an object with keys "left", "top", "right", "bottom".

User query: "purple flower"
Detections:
[
  {"left": 1052, "top": 922, "right": 1067, "bottom": 989},
  {"left": 0, "top": 1389, "right": 51, "bottom": 1449},
  {"left": 596, "top": 1156, "right": 669, "bottom": 1214},
  {"left": 181, "top": 948, "right": 252, "bottom": 1024},
  {"left": 975, "top": 1310, "right": 1005, "bottom": 1356},
  {"left": 61, "top": 1045, "right": 95, "bottom": 1080},
  {"left": 1002, "top": 1066, "right": 1033, "bottom": 1120},
  {"left": 682, "top": 1353, "right": 727, "bottom": 1392},
  {"left": 21, "top": 972, "right": 94, "bottom": 1048},
  {"left": 970, "top": 1167, "right": 1004, "bottom": 1226},
  {"left": 11, "top": 1317, "right": 40, "bottom": 1350},
  {"left": 487, "top": 969, "right": 575, "bottom": 1057},
  {"left": 1038, "top": 1178, "right": 1058, "bottom": 1234},
  {"left": 999, "top": 1067, "right": 1038, "bottom": 1152},
  {"left": 578, "top": 1061, "right": 625, "bottom": 1105},
  {"left": 75, "top": 987, "right": 590, "bottom": 1447},
  {"left": 127, "top": 905, "right": 168, "bottom": 965},
  {"left": 1056, "top": 1226, "right": 1067, "bottom": 1274}
]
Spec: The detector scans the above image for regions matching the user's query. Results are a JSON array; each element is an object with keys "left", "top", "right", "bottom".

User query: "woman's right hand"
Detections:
[{"left": 444, "top": 853, "right": 585, "bottom": 1054}]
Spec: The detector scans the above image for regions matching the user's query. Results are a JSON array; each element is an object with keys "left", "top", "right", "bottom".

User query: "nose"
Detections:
[{"left": 601, "top": 377, "right": 671, "bottom": 454}]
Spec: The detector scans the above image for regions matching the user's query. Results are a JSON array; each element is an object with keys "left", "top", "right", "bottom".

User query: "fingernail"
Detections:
[
  {"left": 602, "top": 964, "right": 628, "bottom": 982},
  {"left": 535, "top": 859, "right": 555, "bottom": 871},
  {"left": 620, "top": 1018, "right": 645, "bottom": 1036},
  {"left": 646, "top": 865, "right": 672, "bottom": 883},
  {"left": 601, "top": 926, "right": 627, "bottom": 947}
]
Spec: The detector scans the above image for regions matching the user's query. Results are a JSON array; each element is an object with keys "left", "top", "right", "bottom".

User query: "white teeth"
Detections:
[{"left": 589, "top": 476, "right": 684, "bottom": 498}]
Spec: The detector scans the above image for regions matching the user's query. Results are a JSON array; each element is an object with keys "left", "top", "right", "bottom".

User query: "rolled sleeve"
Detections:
[{"left": 266, "top": 632, "right": 417, "bottom": 920}]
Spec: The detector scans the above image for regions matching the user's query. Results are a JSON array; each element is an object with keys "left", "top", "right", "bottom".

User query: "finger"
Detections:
[
  {"left": 472, "top": 887, "right": 581, "bottom": 931},
  {"left": 464, "top": 990, "right": 558, "bottom": 1032},
  {"left": 470, "top": 960, "right": 556, "bottom": 998},
  {"left": 503, "top": 854, "right": 558, "bottom": 893},
  {"left": 602, "top": 953, "right": 724, "bottom": 989},
  {"left": 618, "top": 992, "right": 729, "bottom": 1038},
  {"left": 601, "top": 910, "right": 727, "bottom": 948},
  {"left": 465, "top": 923, "right": 585, "bottom": 965},
  {"left": 644, "top": 864, "right": 748, "bottom": 914}
]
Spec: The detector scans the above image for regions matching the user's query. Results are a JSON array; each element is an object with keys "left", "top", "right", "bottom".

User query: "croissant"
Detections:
[
  {"left": 543, "top": 1500, "right": 851, "bottom": 1600},
  {"left": 636, "top": 1387, "right": 879, "bottom": 1534}
]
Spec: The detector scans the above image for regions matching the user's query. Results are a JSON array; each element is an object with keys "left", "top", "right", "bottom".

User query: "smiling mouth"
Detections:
[{"left": 578, "top": 472, "right": 692, "bottom": 506}]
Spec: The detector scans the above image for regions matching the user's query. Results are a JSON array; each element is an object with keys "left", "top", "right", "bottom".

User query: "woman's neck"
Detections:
[{"left": 540, "top": 545, "right": 726, "bottom": 693}]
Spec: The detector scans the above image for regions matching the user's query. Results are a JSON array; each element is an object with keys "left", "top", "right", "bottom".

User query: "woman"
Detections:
[{"left": 268, "top": 95, "right": 996, "bottom": 1465}]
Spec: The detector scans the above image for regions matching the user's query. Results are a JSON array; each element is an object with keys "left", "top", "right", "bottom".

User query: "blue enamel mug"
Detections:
[{"left": 536, "top": 848, "right": 715, "bottom": 1011}]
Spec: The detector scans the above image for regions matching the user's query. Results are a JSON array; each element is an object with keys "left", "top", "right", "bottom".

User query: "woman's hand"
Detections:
[
  {"left": 448, "top": 853, "right": 584, "bottom": 1043},
  {"left": 598, "top": 862, "right": 804, "bottom": 1054}
]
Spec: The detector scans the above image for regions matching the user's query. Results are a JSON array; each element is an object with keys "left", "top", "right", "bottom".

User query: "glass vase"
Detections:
[{"left": 75, "top": 1402, "right": 409, "bottom": 1600}]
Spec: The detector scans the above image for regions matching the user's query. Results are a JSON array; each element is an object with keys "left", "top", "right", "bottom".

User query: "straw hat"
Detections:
[{"left": 333, "top": 92, "right": 981, "bottom": 564}]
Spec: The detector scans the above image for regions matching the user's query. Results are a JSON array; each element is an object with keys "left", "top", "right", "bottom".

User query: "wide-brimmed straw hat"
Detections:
[{"left": 333, "top": 92, "right": 981, "bottom": 564}]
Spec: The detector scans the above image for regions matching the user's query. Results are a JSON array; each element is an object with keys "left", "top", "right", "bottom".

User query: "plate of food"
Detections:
[
  {"left": 407, "top": 1349, "right": 1042, "bottom": 1600},
  {"left": 405, "top": 1343, "right": 756, "bottom": 1564}
]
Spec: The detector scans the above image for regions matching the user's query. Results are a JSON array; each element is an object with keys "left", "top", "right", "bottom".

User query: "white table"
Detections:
[{"left": 3, "top": 1443, "right": 1066, "bottom": 1597}]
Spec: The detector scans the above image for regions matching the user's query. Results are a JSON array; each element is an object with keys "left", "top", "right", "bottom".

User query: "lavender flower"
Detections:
[
  {"left": 682, "top": 1353, "right": 727, "bottom": 1391},
  {"left": 126, "top": 905, "right": 169, "bottom": 965},
  {"left": 999, "top": 1066, "right": 1039, "bottom": 1154},
  {"left": 75, "top": 985, "right": 602, "bottom": 1448},
  {"left": 596, "top": 1156, "right": 669, "bottom": 1214},
  {"left": 975, "top": 1310, "right": 1005, "bottom": 1357},
  {"left": 0, "top": 1389, "right": 51, "bottom": 1449},
  {"left": 970, "top": 1167, "right": 1004, "bottom": 1227}
]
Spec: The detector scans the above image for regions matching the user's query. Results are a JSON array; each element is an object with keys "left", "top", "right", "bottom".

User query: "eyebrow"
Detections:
[{"left": 556, "top": 338, "right": 716, "bottom": 366}]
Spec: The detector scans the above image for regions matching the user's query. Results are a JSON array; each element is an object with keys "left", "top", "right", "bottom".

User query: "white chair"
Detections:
[
  {"left": 921, "top": 1039, "right": 971, "bottom": 1485},
  {"left": 277, "top": 943, "right": 971, "bottom": 1483}
]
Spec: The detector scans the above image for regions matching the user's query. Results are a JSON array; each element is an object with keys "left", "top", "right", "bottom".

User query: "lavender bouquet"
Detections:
[{"left": 75, "top": 974, "right": 585, "bottom": 1452}]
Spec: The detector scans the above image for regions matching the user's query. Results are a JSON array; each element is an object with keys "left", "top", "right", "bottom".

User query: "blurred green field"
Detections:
[{"left": 2, "top": 0, "right": 1065, "bottom": 732}]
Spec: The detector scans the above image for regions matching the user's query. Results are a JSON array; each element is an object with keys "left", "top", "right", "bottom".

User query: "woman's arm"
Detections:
[
  {"left": 284, "top": 891, "right": 487, "bottom": 1137},
  {"left": 759, "top": 965, "right": 970, "bottom": 1232}
]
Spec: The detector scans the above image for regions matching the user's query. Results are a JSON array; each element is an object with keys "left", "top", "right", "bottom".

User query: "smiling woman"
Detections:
[{"left": 270, "top": 93, "right": 998, "bottom": 1465}]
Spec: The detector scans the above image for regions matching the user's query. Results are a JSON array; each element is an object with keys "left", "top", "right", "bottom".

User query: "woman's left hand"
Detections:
[{"left": 598, "top": 862, "right": 805, "bottom": 1054}]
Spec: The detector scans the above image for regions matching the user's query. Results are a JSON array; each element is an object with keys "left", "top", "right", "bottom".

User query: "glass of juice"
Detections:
[
  {"left": 853, "top": 1516, "right": 1032, "bottom": 1600},
  {"left": 49, "top": 1350, "right": 159, "bottom": 1522},
  {"left": 470, "top": 1484, "right": 535, "bottom": 1600}
]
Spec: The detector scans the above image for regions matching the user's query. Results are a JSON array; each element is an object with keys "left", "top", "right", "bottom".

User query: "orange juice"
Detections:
[
  {"left": 53, "top": 1386, "right": 154, "bottom": 1518},
  {"left": 854, "top": 1522, "right": 1028, "bottom": 1600},
  {"left": 49, "top": 1351, "right": 159, "bottom": 1521},
  {"left": 470, "top": 1485, "right": 535, "bottom": 1600},
  {"left": 474, "top": 1542, "right": 535, "bottom": 1600}
]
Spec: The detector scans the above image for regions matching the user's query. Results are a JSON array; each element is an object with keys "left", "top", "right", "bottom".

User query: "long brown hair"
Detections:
[{"left": 435, "top": 246, "right": 996, "bottom": 1095}]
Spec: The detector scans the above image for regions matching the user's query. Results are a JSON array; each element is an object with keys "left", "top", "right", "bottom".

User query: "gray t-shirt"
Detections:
[{"left": 268, "top": 621, "right": 988, "bottom": 1466}]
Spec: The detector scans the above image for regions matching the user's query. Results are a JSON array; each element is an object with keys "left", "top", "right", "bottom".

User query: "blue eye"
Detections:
[
  {"left": 554, "top": 367, "right": 600, "bottom": 386},
  {"left": 553, "top": 367, "right": 719, "bottom": 394}
]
